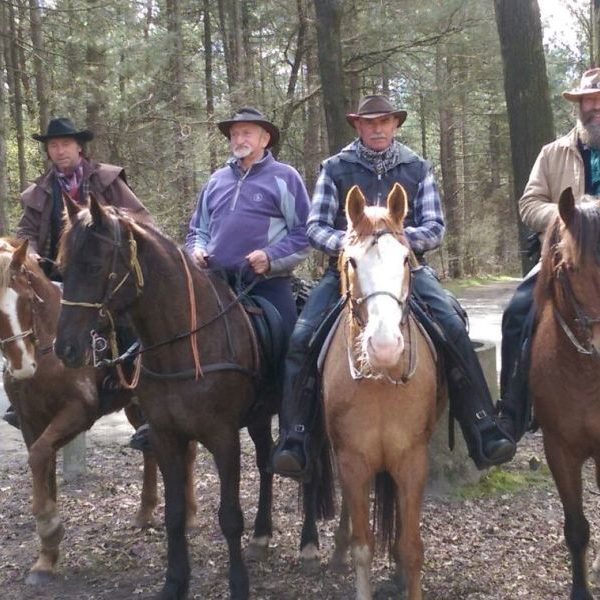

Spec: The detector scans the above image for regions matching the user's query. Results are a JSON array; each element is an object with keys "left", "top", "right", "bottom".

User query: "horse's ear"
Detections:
[
  {"left": 63, "top": 192, "right": 81, "bottom": 224},
  {"left": 346, "top": 185, "right": 366, "bottom": 227},
  {"left": 558, "top": 187, "right": 576, "bottom": 226},
  {"left": 386, "top": 183, "right": 408, "bottom": 225},
  {"left": 10, "top": 239, "right": 28, "bottom": 270},
  {"left": 89, "top": 194, "right": 108, "bottom": 226}
]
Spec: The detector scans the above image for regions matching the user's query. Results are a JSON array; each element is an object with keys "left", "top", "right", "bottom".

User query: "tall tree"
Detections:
[
  {"left": 312, "top": 0, "right": 352, "bottom": 154},
  {"left": 28, "top": 0, "right": 49, "bottom": 133},
  {"left": 0, "top": 2, "right": 10, "bottom": 234},
  {"left": 494, "top": 0, "right": 555, "bottom": 274}
]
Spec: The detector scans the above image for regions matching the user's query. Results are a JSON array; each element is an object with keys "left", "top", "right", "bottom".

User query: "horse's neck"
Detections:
[{"left": 132, "top": 242, "right": 249, "bottom": 368}]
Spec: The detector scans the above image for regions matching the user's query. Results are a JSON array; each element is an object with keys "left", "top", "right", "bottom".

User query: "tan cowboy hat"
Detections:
[
  {"left": 346, "top": 95, "right": 407, "bottom": 127},
  {"left": 217, "top": 107, "right": 280, "bottom": 148},
  {"left": 563, "top": 68, "right": 600, "bottom": 102}
]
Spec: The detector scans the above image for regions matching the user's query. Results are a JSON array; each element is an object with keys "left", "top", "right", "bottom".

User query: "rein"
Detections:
[
  {"left": 554, "top": 264, "right": 600, "bottom": 357},
  {"left": 342, "top": 229, "right": 416, "bottom": 384}
]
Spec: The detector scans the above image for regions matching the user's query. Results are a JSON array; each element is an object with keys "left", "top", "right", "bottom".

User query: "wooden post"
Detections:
[{"left": 62, "top": 432, "right": 86, "bottom": 481}]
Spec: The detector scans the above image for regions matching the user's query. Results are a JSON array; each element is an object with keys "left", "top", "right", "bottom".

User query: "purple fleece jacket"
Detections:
[{"left": 185, "top": 151, "right": 310, "bottom": 276}]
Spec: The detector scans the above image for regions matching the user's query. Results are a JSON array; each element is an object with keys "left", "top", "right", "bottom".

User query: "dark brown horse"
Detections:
[
  {"left": 531, "top": 187, "right": 600, "bottom": 600},
  {"left": 323, "top": 184, "right": 445, "bottom": 600},
  {"left": 53, "top": 198, "right": 333, "bottom": 600},
  {"left": 0, "top": 238, "right": 198, "bottom": 585}
]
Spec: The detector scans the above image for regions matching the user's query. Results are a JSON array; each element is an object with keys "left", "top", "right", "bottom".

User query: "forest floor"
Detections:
[{"left": 1, "top": 427, "right": 599, "bottom": 600}]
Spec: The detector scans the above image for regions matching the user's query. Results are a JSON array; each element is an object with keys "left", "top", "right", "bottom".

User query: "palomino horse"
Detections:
[
  {"left": 323, "top": 184, "right": 445, "bottom": 600},
  {"left": 0, "top": 238, "right": 198, "bottom": 585},
  {"left": 531, "top": 187, "right": 600, "bottom": 600},
  {"left": 53, "top": 199, "right": 333, "bottom": 600}
]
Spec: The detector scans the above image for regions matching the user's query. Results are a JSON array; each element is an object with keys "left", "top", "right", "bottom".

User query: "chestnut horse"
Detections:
[
  {"left": 323, "top": 184, "right": 445, "bottom": 600},
  {"left": 0, "top": 238, "right": 198, "bottom": 585},
  {"left": 531, "top": 187, "right": 600, "bottom": 600},
  {"left": 53, "top": 199, "right": 333, "bottom": 600}
]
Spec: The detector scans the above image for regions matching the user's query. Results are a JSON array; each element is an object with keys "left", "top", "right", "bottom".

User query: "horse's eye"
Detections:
[{"left": 85, "top": 263, "right": 103, "bottom": 275}]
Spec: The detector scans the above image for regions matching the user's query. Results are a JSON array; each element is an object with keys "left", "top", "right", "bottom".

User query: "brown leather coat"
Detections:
[{"left": 17, "top": 159, "right": 152, "bottom": 256}]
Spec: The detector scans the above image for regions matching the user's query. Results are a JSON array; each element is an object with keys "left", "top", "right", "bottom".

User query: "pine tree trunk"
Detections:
[
  {"left": 494, "top": 0, "right": 555, "bottom": 275},
  {"left": 29, "top": 0, "right": 49, "bottom": 133}
]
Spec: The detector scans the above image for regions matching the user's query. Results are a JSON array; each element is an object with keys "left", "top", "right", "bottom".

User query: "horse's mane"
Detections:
[
  {"left": 535, "top": 196, "right": 600, "bottom": 308},
  {"left": 57, "top": 205, "right": 162, "bottom": 270},
  {"left": 338, "top": 207, "right": 407, "bottom": 297}
]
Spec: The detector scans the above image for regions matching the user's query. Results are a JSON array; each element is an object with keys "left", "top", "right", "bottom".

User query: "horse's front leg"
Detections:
[
  {"left": 245, "top": 418, "right": 273, "bottom": 562},
  {"left": 153, "top": 430, "right": 191, "bottom": 600},
  {"left": 391, "top": 445, "right": 428, "bottom": 600},
  {"left": 24, "top": 417, "right": 77, "bottom": 584},
  {"left": 544, "top": 431, "right": 592, "bottom": 600},
  {"left": 211, "top": 428, "right": 249, "bottom": 600}
]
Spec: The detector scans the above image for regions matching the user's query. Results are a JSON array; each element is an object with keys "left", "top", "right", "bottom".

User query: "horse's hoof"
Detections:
[
  {"left": 26, "top": 570, "right": 55, "bottom": 586},
  {"left": 300, "top": 556, "right": 320, "bottom": 574},
  {"left": 134, "top": 515, "right": 159, "bottom": 529},
  {"left": 329, "top": 553, "right": 348, "bottom": 573},
  {"left": 374, "top": 579, "right": 404, "bottom": 599},
  {"left": 245, "top": 542, "right": 269, "bottom": 563}
]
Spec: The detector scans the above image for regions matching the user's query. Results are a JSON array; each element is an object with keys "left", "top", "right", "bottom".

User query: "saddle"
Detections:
[{"left": 239, "top": 294, "right": 286, "bottom": 379}]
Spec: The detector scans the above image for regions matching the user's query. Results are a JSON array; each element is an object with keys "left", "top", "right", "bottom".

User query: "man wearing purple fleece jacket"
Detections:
[{"left": 185, "top": 107, "right": 311, "bottom": 338}]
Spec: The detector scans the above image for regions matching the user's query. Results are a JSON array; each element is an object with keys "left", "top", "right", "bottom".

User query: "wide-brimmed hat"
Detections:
[
  {"left": 217, "top": 107, "right": 280, "bottom": 148},
  {"left": 563, "top": 68, "right": 600, "bottom": 102},
  {"left": 346, "top": 95, "right": 407, "bottom": 127},
  {"left": 32, "top": 117, "right": 94, "bottom": 143}
]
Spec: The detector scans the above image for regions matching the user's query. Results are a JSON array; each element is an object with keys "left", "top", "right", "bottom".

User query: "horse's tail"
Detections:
[
  {"left": 374, "top": 471, "right": 397, "bottom": 559},
  {"left": 314, "top": 435, "right": 336, "bottom": 520}
]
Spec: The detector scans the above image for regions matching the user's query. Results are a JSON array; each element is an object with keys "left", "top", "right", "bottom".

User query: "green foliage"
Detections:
[{"left": 458, "top": 464, "right": 553, "bottom": 499}]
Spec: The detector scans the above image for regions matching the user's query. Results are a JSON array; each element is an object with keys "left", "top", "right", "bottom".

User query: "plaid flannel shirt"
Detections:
[{"left": 307, "top": 150, "right": 445, "bottom": 257}]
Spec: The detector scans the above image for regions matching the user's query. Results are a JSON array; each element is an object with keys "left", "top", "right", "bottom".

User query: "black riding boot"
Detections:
[
  {"left": 411, "top": 267, "right": 515, "bottom": 469},
  {"left": 2, "top": 405, "right": 20, "bottom": 429},
  {"left": 497, "top": 267, "right": 538, "bottom": 443},
  {"left": 272, "top": 270, "right": 341, "bottom": 481}
]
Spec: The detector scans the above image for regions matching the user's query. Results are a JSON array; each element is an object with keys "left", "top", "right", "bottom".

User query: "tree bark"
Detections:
[
  {"left": 7, "top": 0, "right": 27, "bottom": 191},
  {"left": 28, "top": 0, "right": 49, "bottom": 134},
  {"left": 312, "top": 0, "right": 353, "bottom": 154},
  {"left": 203, "top": 0, "right": 218, "bottom": 172},
  {"left": 494, "top": 0, "right": 555, "bottom": 275},
  {"left": 0, "top": 3, "right": 11, "bottom": 234}
]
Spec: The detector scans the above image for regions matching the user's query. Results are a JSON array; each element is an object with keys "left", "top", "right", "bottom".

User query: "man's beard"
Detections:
[
  {"left": 577, "top": 118, "right": 600, "bottom": 149},
  {"left": 233, "top": 145, "right": 252, "bottom": 159}
]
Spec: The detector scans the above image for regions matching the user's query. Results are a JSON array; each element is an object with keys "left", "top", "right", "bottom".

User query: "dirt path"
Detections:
[{"left": 1, "top": 278, "right": 598, "bottom": 599}]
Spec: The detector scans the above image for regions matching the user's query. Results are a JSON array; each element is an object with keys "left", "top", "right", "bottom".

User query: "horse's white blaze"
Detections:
[
  {"left": 353, "top": 235, "right": 408, "bottom": 369},
  {"left": 0, "top": 288, "right": 36, "bottom": 379}
]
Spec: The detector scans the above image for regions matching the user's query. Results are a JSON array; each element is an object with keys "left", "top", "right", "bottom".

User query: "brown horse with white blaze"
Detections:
[
  {"left": 322, "top": 184, "right": 445, "bottom": 600},
  {"left": 0, "top": 237, "right": 197, "bottom": 586},
  {"left": 531, "top": 187, "right": 600, "bottom": 600}
]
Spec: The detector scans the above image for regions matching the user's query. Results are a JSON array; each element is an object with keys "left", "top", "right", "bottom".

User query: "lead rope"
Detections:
[{"left": 178, "top": 247, "right": 203, "bottom": 379}]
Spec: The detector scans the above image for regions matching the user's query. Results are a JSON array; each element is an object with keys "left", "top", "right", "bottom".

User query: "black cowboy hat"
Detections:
[
  {"left": 346, "top": 95, "right": 407, "bottom": 128},
  {"left": 217, "top": 107, "right": 280, "bottom": 149},
  {"left": 32, "top": 117, "right": 94, "bottom": 143}
]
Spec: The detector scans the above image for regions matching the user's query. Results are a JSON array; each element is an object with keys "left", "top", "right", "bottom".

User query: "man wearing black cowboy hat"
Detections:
[
  {"left": 3, "top": 117, "right": 152, "bottom": 430},
  {"left": 17, "top": 117, "right": 151, "bottom": 271},
  {"left": 272, "top": 94, "right": 515, "bottom": 480}
]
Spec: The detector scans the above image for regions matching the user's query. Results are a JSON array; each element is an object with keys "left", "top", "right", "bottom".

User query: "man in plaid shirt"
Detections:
[{"left": 272, "top": 95, "right": 515, "bottom": 480}]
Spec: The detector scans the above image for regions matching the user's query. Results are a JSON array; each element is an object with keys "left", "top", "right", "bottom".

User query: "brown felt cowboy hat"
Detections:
[
  {"left": 563, "top": 68, "right": 600, "bottom": 102},
  {"left": 346, "top": 95, "right": 407, "bottom": 127},
  {"left": 32, "top": 117, "right": 94, "bottom": 143},
  {"left": 217, "top": 107, "right": 280, "bottom": 148}
]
